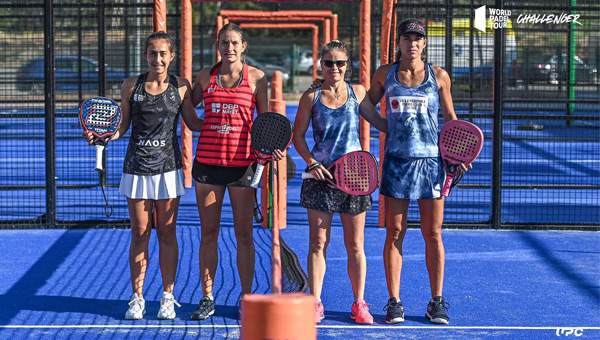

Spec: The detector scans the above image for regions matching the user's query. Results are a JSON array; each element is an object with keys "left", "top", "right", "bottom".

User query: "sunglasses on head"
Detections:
[{"left": 322, "top": 59, "right": 348, "bottom": 68}]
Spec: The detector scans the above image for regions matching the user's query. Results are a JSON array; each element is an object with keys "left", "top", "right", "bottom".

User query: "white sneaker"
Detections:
[
  {"left": 157, "top": 291, "right": 181, "bottom": 320},
  {"left": 125, "top": 293, "right": 146, "bottom": 320}
]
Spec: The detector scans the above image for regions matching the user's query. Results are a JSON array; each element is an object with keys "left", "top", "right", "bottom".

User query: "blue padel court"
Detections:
[{"left": 0, "top": 103, "right": 599, "bottom": 339}]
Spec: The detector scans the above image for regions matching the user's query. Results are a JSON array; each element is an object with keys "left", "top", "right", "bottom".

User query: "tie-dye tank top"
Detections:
[
  {"left": 310, "top": 82, "right": 363, "bottom": 168},
  {"left": 384, "top": 62, "right": 440, "bottom": 158}
]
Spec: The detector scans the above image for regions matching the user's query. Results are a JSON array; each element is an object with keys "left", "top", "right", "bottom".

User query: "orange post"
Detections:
[
  {"left": 153, "top": 0, "right": 167, "bottom": 32},
  {"left": 378, "top": 0, "right": 396, "bottom": 228},
  {"left": 241, "top": 293, "right": 316, "bottom": 339},
  {"left": 180, "top": 0, "right": 193, "bottom": 187},
  {"left": 332, "top": 14, "right": 338, "bottom": 40},
  {"left": 359, "top": 0, "right": 372, "bottom": 152},
  {"left": 324, "top": 18, "right": 331, "bottom": 45}
]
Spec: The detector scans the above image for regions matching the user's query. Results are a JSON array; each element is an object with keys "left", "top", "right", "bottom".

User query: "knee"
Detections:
[
  {"left": 421, "top": 227, "right": 443, "bottom": 244},
  {"left": 309, "top": 235, "right": 328, "bottom": 253},
  {"left": 156, "top": 224, "right": 176, "bottom": 242},
  {"left": 235, "top": 228, "right": 254, "bottom": 247},
  {"left": 200, "top": 227, "right": 219, "bottom": 245},
  {"left": 131, "top": 226, "right": 151, "bottom": 244}
]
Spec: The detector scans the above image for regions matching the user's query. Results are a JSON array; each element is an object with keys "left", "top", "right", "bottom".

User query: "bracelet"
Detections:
[{"left": 306, "top": 162, "right": 322, "bottom": 172}]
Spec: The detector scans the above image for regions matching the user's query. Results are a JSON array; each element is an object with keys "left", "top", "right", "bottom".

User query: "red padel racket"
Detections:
[
  {"left": 439, "top": 120, "right": 484, "bottom": 197},
  {"left": 250, "top": 112, "right": 293, "bottom": 188},
  {"left": 301, "top": 150, "right": 379, "bottom": 195},
  {"left": 79, "top": 97, "right": 122, "bottom": 171}
]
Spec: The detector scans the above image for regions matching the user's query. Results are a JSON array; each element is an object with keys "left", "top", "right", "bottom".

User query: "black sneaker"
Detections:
[
  {"left": 426, "top": 296, "right": 450, "bottom": 324},
  {"left": 191, "top": 296, "right": 215, "bottom": 320},
  {"left": 384, "top": 297, "right": 405, "bottom": 324}
]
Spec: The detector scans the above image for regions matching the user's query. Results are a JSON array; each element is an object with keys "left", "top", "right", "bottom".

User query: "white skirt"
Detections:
[{"left": 119, "top": 169, "right": 186, "bottom": 200}]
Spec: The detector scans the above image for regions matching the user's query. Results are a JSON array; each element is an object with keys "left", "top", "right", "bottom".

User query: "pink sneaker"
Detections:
[
  {"left": 351, "top": 299, "right": 374, "bottom": 324},
  {"left": 315, "top": 301, "right": 325, "bottom": 323}
]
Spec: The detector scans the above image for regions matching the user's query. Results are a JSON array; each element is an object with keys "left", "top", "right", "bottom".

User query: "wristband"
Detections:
[{"left": 305, "top": 161, "right": 322, "bottom": 172}]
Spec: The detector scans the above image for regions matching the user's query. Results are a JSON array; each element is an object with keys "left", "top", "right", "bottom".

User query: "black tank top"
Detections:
[{"left": 123, "top": 73, "right": 183, "bottom": 175}]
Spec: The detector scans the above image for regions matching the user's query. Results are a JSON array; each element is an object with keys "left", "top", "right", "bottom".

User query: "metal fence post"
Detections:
[
  {"left": 491, "top": 0, "right": 504, "bottom": 229},
  {"left": 45, "top": 0, "right": 56, "bottom": 228}
]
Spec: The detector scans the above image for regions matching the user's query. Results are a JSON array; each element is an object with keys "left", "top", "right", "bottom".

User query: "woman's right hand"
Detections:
[
  {"left": 82, "top": 131, "right": 95, "bottom": 145},
  {"left": 308, "top": 163, "right": 332, "bottom": 181}
]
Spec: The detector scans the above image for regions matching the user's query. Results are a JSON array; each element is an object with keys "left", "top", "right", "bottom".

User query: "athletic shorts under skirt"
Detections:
[
  {"left": 300, "top": 179, "right": 372, "bottom": 214},
  {"left": 119, "top": 169, "right": 186, "bottom": 200},
  {"left": 192, "top": 159, "right": 256, "bottom": 187},
  {"left": 380, "top": 156, "right": 445, "bottom": 199}
]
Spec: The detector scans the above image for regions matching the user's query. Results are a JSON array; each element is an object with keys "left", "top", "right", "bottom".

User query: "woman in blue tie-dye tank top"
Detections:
[
  {"left": 293, "top": 40, "right": 374, "bottom": 325},
  {"left": 360, "top": 18, "right": 470, "bottom": 325}
]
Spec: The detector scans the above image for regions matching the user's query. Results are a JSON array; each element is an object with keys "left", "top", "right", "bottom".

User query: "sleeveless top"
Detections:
[
  {"left": 195, "top": 65, "right": 256, "bottom": 167},
  {"left": 123, "top": 73, "right": 183, "bottom": 175},
  {"left": 384, "top": 62, "right": 440, "bottom": 158},
  {"left": 310, "top": 82, "right": 363, "bottom": 168}
]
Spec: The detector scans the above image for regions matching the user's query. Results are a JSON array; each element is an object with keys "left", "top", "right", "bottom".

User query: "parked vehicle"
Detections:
[
  {"left": 16, "top": 56, "right": 126, "bottom": 94},
  {"left": 244, "top": 55, "right": 291, "bottom": 88},
  {"left": 298, "top": 49, "right": 318, "bottom": 74},
  {"left": 527, "top": 53, "right": 598, "bottom": 85}
]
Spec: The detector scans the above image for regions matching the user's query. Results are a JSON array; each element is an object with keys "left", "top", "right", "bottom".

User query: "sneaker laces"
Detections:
[
  {"left": 161, "top": 295, "right": 182, "bottom": 311},
  {"left": 128, "top": 295, "right": 144, "bottom": 311},
  {"left": 383, "top": 300, "right": 400, "bottom": 313},
  {"left": 357, "top": 301, "right": 372, "bottom": 312},
  {"left": 433, "top": 300, "right": 450, "bottom": 314}
]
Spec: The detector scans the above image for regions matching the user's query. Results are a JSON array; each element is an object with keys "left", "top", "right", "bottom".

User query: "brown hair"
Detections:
[
  {"left": 320, "top": 40, "right": 352, "bottom": 80},
  {"left": 211, "top": 23, "right": 247, "bottom": 73}
]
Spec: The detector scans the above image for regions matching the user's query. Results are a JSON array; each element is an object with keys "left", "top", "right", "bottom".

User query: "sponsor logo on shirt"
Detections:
[
  {"left": 133, "top": 94, "right": 145, "bottom": 102},
  {"left": 210, "top": 122, "right": 239, "bottom": 134},
  {"left": 388, "top": 95, "right": 429, "bottom": 125},
  {"left": 137, "top": 139, "right": 166, "bottom": 147},
  {"left": 212, "top": 102, "right": 239, "bottom": 115}
]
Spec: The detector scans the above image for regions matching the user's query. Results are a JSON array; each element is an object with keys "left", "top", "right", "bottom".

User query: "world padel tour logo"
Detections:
[{"left": 474, "top": 5, "right": 582, "bottom": 32}]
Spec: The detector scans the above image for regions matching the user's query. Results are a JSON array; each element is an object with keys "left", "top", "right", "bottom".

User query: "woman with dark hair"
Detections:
[
  {"left": 189, "top": 23, "right": 284, "bottom": 320},
  {"left": 294, "top": 40, "right": 374, "bottom": 325},
  {"left": 360, "top": 18, "right": 469, "bottom": 325},
  {"left": 84, "top": 31, "right": 204, "bottom": 320}
]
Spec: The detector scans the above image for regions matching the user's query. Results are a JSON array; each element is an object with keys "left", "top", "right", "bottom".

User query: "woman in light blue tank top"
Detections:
[
  {"left": 359, "top": 18, "right": 469, "bottom": 325},
  {"left": 293, "top": 40, "right": 374, "bottom": 325}
]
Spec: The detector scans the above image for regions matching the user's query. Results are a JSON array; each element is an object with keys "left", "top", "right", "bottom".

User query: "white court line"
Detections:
[
  {"left": 2, "top": 158, "right": 600, "bottom": 163},
  {"left": 0, "top": 325, "right": 598, "bottom": 330}
]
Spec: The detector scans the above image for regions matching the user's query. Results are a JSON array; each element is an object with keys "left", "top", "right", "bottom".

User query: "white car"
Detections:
[{"left": 298, "top": 49, "right": 320, "bottom": 74}]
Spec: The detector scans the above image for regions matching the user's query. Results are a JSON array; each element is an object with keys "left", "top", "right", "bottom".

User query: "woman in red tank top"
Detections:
[{"left": 189, "top": 23, "right": 285, "bottom": 320}]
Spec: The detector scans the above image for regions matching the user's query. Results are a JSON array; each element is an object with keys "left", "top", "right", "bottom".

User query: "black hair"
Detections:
[{"left": 144, "top": 31, "right": 176, "bottom": 54}]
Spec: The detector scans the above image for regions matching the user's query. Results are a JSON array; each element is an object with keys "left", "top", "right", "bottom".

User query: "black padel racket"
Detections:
[
  {"left": 250, "top": 112, "right": 293, "bottom": 188},
  {"left": 301, "top": 150, "right": 379, "bottom": 195},
  {"left": 79, "top": 97, "right": 122, "bottom": 171}
]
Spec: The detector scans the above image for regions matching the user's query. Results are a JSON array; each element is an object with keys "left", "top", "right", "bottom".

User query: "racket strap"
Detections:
[
  {"left": 451, "top": 167, "right": 465, "bottom": 188},
  {"left": 253, "top": 188, "right": 263, "bottom": 223},
  {"left": 98, "top": 171, "right": 113, "bottom": 217}
]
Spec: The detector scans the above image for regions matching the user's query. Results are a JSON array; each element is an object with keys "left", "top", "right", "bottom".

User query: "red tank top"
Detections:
[{"left": 195, "top": 65, "right": 256, "bottom": 166}]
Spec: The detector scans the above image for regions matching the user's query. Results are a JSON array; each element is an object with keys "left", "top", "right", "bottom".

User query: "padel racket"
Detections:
[
  {"left": 301, "top": 150, "right": 379, "bottom": 195},
  {"left": 439, "top": 120, "right": 484, "bottom": 197},
  {"left": 79, "top": 97, "right": 122, "bottom": 217},
  {"left": 79, "top": 97, "right": 122, "bottom": 171},
  {"left": 250, "top": 112, "right": 293, "bottom": 188}
]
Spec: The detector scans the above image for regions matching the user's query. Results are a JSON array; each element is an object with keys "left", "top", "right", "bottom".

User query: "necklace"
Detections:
[{"left": 330, "top": 88, "right": 342, "bottom": 100}]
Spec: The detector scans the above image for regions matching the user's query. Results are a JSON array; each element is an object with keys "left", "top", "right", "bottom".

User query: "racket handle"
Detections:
[
  {"left": 301, "top": 172, "right": 315, "bottom": 179},
  {"left": 441, "top": 173, "right": 454, "bottom": 197},
  {"left": 250, "top": 163, "right": 265, "bottom": 188},
  {"left": 94, "top": 144, "right": 104, "bottom": 171}
]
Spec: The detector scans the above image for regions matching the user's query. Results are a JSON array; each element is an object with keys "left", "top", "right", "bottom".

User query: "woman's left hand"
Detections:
[{"left": 272, "top": 149, "right": 286, "bottom": 162}]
